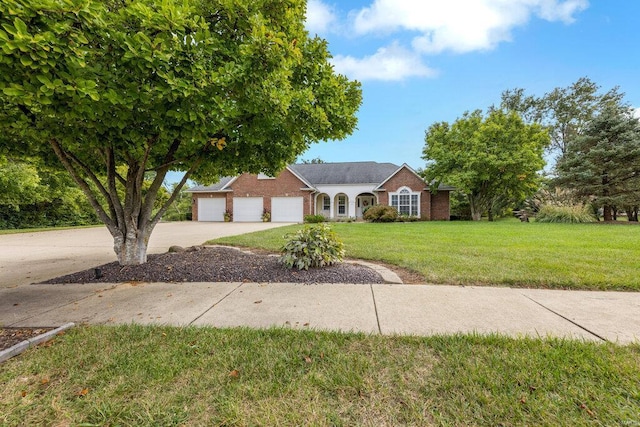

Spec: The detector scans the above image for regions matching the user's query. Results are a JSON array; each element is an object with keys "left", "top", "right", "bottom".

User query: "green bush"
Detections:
[
  {"left": 397, "top": 214, "right": 420, "bottom": 222},
  {"left": 279, "top": 224, "right": 345, "bottom": 270},
  {"left": 535, "top": 204, "right": 596, "bottom": 223},
  {"left": 363, "top": 205, "right": 398, "bottom": 222},
  {"left": 304, "top": 214, "right": 326, "bottom": 223}
]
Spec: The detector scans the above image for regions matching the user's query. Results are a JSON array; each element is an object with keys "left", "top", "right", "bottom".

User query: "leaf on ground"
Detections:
[
  {"left": 76, "top": 388, "right": 89, "bottom": 397},
  {"left": 304, "top": 355, "right": 312, "bottom": 363},
  {"left": 229, "top": 369, "right": 239, "bottom": 378},
  {"left": 254, "top": 300, "right": 262, "bottom": 304},
  {"left": 579, "top": 403, "right": 595, "bottom": 417},
  {"left": 40, "top": 378, "right": 49, "bottom": 385}
]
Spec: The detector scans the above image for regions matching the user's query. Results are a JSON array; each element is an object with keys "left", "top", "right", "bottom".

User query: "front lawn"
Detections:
[
  {"left": 2, "top": 325, "right": 639, "bottom": 426},
  {"left": 210, "top": 221, "right": 640, "bottom": 291}
]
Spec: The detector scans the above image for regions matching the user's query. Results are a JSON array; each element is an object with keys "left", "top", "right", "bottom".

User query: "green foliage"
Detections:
[
  {"left": 0, "top": 156, "right": 99, "bottom": 228},
  {"left": 423, "top": 109, "right": 548, "bottom": 221},
  {"left": 304, "top": 214, "right": 326, "bottom": 223},
  {"left": 500, "top": 77, "right": 624, "bottom": 160},
  {"left": 162, "top": 184, "right": 192, "bottom": 221},
  {"left": 535, "top": 205, "right": 596, "bottom": 223},
  {"left": 362, "top": 205, "right": 399, "bottom": 222},
  {"left": 555, "top": 105, "right": 640, "bottom": 221},
  {"left": 397, "top": 214, "right": 420, "bottom": 222},
  {"left": 0, "top": 0, "right": 361, "bottom": 264},
  {"left": 279, "top": 224, "right": 345, "bottom": 270}
]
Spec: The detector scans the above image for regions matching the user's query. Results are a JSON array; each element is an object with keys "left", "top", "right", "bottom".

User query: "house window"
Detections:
[
  {"left": 337, "top": 195, "right": 346, "bottom": 215},
  {"left": 390, "top": 188, "right": 419, "bottom": 216},
  {"left": 323, "top": 196, "right": 330, "bottom": 211}
]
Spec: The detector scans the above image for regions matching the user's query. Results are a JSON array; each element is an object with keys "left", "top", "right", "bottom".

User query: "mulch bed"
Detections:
[
  {"left": 3, "top": 247, "right": 409, "bottom": 353},
  {"left": 40, "top": 246, "right": 386, "bottom": 285},
  {"left": 0, "top": 327, "right": 54, "bottom": 353}
]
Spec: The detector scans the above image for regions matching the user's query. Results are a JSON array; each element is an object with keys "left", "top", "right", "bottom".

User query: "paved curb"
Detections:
[
  {"left": 0, "top": 322, "right": 75, "bottom": 363},
  {"left": 346, "top": 260, "right": 403, "bottom": 284}
]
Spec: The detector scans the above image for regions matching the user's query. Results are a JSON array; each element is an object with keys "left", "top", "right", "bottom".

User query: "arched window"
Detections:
[{"left": 390, "top": 187, "right": 419, "bottom": 216}]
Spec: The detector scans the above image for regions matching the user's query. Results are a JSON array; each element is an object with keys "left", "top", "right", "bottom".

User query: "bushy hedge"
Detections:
[
  {"left": 279, "top": 224, "right": 345, "bottom": 270},
  {"left": 363, "top": 205, "right": 398, "bottom": 222},
  {"left": 303, "top": 214, "right": 326, "bottom": 223},
  {"left": 535, "top": 204, "right": 596, "bottom": 223}
]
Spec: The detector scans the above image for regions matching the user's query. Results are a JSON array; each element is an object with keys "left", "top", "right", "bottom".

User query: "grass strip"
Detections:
[{"left": 1, "top": 325, "right": 638, "bottom": 426}]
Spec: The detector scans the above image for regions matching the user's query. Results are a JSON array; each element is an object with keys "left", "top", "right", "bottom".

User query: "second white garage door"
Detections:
[
  {"left": 233, "top": 197, "right": 263, "bottom": 222},
  {"left": 271, "top": 197, "right": 303, "bottom": 222}
]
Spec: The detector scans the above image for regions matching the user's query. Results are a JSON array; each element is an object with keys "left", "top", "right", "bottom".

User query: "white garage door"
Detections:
[
  {"left": 271, "top": 197, "right": 303, "bottom": 222},
  {"left": 233, "top": 197, "right": 263, "bottom": 222},
  {"left": 198, "top": 198, "right": 226, "bottom": 221}
]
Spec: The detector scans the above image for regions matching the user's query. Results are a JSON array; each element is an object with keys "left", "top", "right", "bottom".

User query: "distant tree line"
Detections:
[{"left": 423, "top": 77, "right": 640, "bottom": 222}]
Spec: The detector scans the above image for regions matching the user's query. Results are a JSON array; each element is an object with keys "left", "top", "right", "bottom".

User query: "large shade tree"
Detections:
[
  {"left": 0, "top": 0, "right": 361, "bottom": 264},
  {"left": 556, "top": 105, "right": 640, "bottom": 221},
  {"left": 423, "top": 110, "right": 548, "bottom": 221},
  {"left": 500, "top": 77, "right": 623, "bottom": 161}
]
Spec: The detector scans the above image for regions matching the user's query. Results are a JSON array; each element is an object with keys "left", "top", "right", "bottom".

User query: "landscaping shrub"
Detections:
[
  {"left": 304, "top": 214, "right": 326, "bottom": 223},
  {"left": 397, "top": 214, "right": 420, "bottom": 222},
  {"left": 279, "top": 224, "right": 345, "bottom": 270},
  {"left": 535, "top": 204, "right": 596, "bottom": 223},
  {"left": 363, "top": 205, "right": 398, "bottom": 222}
]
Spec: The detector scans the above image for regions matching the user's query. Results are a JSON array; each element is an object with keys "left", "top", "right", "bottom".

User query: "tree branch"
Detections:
[
  {"left": 150, "top": 156, "right": 203, "bottom": 226},
  {"left": 49, "top": 139, "right": 116, "bottom": 232}
]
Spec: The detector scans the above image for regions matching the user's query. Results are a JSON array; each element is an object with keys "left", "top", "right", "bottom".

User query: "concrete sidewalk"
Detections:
[{"left": 2, "top": 281, "right": 639, "bottom": 344}]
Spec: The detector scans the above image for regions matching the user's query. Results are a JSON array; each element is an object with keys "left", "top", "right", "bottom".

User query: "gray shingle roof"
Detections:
[
  {"left": 188, "top": 176, "right": 234, "bottom": 192},
  {"left": 290, "top": 161, "right": 400, "bottom": 185}
]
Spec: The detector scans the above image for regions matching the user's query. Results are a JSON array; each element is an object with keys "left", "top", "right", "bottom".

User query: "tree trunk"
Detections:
[
  {"left": 603, "top": 205, "right": 613, "bottom": 221},
  {"left": 468, "top": 194, "right": 484, "bottom": 221},
  {"left": 112, "top": 224, "right": 153, "bottom": 265}
]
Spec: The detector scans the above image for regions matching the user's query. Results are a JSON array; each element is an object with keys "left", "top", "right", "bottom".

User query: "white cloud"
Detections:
[
  {"left": 352, "top": 0, "right": 588, "bottom": 54},
  {"left": 331, "top": 42, "right": 437, "bottom": 81},
  {"left": 634, "top": 107, "right": 640, "bottom": 119},
  {"left": 305, "top": 0, "right": 337, "bottom": 34}
]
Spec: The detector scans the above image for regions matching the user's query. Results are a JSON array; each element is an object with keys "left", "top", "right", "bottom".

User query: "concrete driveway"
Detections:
[{"left": 0, "top": 222, "right": 289, "bottom": 288}]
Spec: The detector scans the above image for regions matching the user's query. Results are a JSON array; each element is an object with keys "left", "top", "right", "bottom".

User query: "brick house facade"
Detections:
[{"left": 190, "top": 162, "right": 452, "bottom": 222}]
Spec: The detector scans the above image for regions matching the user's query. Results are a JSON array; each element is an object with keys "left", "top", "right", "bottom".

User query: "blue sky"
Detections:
[{"left": 299, "top": 0, "right": 640, "bottom": 170}]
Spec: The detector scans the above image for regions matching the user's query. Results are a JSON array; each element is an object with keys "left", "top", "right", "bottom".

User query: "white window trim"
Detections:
[
  {"left": 322, "top": 195, "right": 330, "bottom": 211},
  {"left": 390, "top": 186, "right": 420, "bottom": 217},
  {"left": 336, "top": 195, "right": 347, "bottom": 216}
]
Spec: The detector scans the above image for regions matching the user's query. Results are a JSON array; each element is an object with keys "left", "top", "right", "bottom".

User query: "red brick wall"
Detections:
[
  {"left": 192, "top": 168, "right": 314, "bottom": 220},
  {"left": 430, "top": 191, "right": 450, "bottom": 220},
  {"left": 376, "top": 167, "right": 431, "bottom": 220}
]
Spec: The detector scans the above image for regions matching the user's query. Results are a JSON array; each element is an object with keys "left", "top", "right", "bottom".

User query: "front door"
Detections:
[{"left": 356, "top": 196, "right": 376, "bottom": 218}]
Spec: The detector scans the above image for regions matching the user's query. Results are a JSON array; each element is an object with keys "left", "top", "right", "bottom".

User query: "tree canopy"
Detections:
[
  {"left": 500, "top": 77, "right": 623, "bottom": 161},
  {"left": 423, "top": 109, "right": 548, "bottom": 221},
  {"left": 555, "top": 105, "right": 640, "bottom": 221},
  {"left": 0, "top": 0, "right": 361, "bottom": 264}
]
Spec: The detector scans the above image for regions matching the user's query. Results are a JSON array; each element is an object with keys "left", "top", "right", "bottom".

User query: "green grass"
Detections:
[
  {"left": 1, "top": 325, "right": 639, "bottom": 426},
  {"left": 210, "top": 221, "right": 640, "bottom": 291},
  {"left": 0, "top": 224, "right": 101, "bottom": 235}
]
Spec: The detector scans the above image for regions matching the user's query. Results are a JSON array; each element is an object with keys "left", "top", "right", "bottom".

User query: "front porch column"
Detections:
[
  {"left": 348, "top": 199, "right": 356, "bottom": 218},
  {"left": 328, "top": 196, "right": 335, "bottom": 219}
]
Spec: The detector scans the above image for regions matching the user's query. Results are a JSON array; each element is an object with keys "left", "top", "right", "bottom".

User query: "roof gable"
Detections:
[{"left": 374, "top": 163, "right": 426, "bottom": 190}]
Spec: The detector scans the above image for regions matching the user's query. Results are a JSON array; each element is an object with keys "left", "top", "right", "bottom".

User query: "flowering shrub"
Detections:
[{"left": 279, "top": 224, "right": 345, "bottom": 270}]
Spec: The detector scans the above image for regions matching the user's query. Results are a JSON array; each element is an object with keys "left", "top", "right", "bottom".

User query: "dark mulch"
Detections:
[
  {"left": 40, "top": 246, "right": 385, "bottom": 285},
  {"left": 0, "top": 327, "right": 54, "bottom": 353}
]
